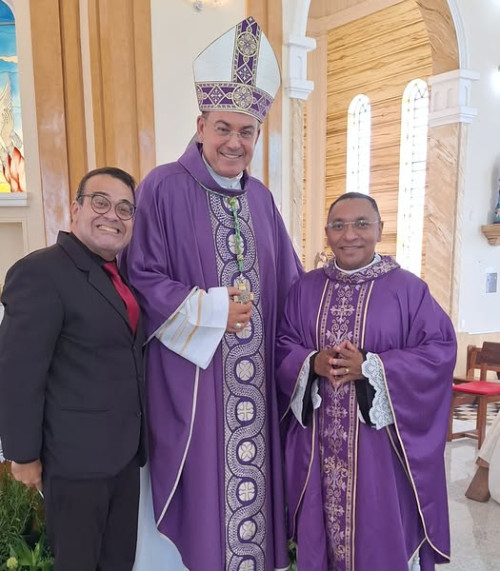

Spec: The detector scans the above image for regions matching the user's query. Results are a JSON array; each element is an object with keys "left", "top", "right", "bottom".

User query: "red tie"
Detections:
[{"left": 102, "top": 262, "right": 139, "bottom": 333}]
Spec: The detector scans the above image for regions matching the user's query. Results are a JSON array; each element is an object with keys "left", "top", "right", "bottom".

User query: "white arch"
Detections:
[
  {"left": 3, "top": 0, "right": 15, "bottom": 17},
  {"left": 284, "top": 0, "right": 468, "bottom": 86},
  {"left": 446, "top": 0, "right": 468, "bottom": 68}
]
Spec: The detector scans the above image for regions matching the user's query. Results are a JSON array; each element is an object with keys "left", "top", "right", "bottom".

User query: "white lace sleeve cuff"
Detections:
[
  {"left": 149, "top": 286, "right": 228, "bottom": 370},
  {"left": 361, "top": 352, "right": 394, "bottom": 429},
  {"left": 291, "top": 352, "right": 322, "bottom": 428}
]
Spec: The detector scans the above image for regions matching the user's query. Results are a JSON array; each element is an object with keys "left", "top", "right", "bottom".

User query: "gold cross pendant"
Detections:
[{"left": 234, "top": 279, "right": 254, "bottom": 304}]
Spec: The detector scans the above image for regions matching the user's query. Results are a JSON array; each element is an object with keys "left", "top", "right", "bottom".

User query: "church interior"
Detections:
[{"left": 0, "top": 0, "right": 499, "bottom": 569}]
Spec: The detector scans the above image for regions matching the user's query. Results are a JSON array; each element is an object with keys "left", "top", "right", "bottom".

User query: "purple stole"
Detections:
[
  {"left": 318, "top": 259, "right": 397, "bottom": 570},
  {"left": 207, "top": 190, "right": 268, "bottom": 567}
]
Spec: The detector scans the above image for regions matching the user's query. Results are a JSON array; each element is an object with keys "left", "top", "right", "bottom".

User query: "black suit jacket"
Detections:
[{"left": 0, "top": 231, "right": 146, "bottom": 478}]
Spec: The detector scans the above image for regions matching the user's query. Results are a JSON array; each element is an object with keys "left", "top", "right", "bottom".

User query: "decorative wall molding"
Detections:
[
  {"left": 0, "top": 194, "right": 28, "bottom": 207},
  {"left": 445, "top": 0, "right": 468, "bottom": 68},
  {"left": 284, "top": 34, "right": 316, "bottom": 100},
  {"left": 428, "top": 69, "right": 480, "bottom": 127},
  {"left": 481, "top": 224, "right": 500, "bottom": 246}
]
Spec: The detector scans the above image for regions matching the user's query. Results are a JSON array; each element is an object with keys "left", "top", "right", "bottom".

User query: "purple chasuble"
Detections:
[
  {"left": 276, "top": 257, "right": 456, "bottom": 571},
  {"left": 123, "top": 143, "right": 302, "bottom": 571}
]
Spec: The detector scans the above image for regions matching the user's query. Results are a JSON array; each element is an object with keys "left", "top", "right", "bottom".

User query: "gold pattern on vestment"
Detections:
[{"left": 318, "top": 279, "right": 370, "bottom": 570}]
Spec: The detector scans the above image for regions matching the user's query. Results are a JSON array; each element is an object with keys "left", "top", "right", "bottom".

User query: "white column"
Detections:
[
  {"left": 428, "top": 69, "right": 480, "bottom": 127},
  {"left": 284, "top": 35, "right": 316, "bottom": 100},
  {"left": 281, "top": 0, "right": 315, "bottom": 255}
]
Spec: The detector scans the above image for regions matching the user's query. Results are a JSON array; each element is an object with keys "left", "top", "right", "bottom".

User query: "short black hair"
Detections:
[
  {"left": 327, "top": 192, "right": 381, "bottom": 219},
  {"left": 76, "top": 167, "right": 136, "bottom": 203}
]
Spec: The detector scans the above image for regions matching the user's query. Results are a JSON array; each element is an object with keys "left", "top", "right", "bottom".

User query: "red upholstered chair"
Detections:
[{"left": 447, "top": 342, "right": 500, "bottom": 449}]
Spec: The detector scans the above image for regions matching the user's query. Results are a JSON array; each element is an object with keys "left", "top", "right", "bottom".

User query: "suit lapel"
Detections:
[
  {"left": 88, "top": 266, "right": 131, "bottom": 329},
  {"left": 57, "top": 231, "right": 131, "bottom": 330}
]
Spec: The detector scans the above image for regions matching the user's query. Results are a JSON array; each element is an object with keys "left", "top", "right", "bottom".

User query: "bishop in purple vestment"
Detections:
[
  {"left": 123, "top": 17, "right": 302, "bottom": 571},
  {"left": 276, "top": 193, "right": 457, "bottom": 571}
]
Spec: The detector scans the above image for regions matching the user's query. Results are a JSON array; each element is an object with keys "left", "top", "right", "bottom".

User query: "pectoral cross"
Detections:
[{"left": 234, "top": 278, "right": 254, "bottom": 304}]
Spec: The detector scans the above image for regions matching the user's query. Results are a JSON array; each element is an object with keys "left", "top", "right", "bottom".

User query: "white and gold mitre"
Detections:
[{"left": 193, "top": 16, "right": 280, "bottom": 123}]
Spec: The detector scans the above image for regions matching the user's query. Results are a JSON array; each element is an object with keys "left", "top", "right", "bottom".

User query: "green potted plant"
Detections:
[{"left": 0, "top": 465, "right": 53, "bottom": 570}]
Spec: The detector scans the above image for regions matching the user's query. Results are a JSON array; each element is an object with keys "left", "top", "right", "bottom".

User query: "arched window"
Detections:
[
  {"left": 346, "top": 94, "right": 371, "bottom": 194},
  {"left": 397, "top": 79, "right": 429, "bottom": 276},
  {"left": 0, "top": 1, "right": 24, "bottom": 194}
]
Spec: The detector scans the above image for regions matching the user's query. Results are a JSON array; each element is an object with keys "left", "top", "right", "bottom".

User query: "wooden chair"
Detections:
[{"left": 447, "top": 342, "right": 500, "bottom": 448}]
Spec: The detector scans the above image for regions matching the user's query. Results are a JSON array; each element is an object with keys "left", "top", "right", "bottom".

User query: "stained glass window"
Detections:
[
  {"left": 0, "top": 1, "right": 24, "bottom": 194},
  {"left": 397, "top": 79, "right": 429, "bottom": 276},
  {"left": 346, "top": 94, "right": 371, "bottom": 194}
]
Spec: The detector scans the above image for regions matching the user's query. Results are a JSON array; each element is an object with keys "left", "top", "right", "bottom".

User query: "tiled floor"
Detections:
[
  {"left": 446, "top": 420, "right": 500, "bottom": 570},
  {"left": 133, "top": 417, "right": 500, "bottom": 570}
]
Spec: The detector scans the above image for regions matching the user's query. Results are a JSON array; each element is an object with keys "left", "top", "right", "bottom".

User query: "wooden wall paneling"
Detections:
[
  {"left": 415, "top": 0, "right": 458, "bottom": 74},
  {"left": 309, "top": 0, "right": 405, "bottom": 30},
  {"left": 370, "top": 146, "right": 402, "bottom": 171},
  {"left": 132, "top": 0, "right": 156, "bottom": 179},
  {"left": 96, "top": 0, "right": 140, "bottom": 175},
  {"left": 30, "top": 0, "right": 71, "bottom": 244},
  {"left": 87, "top": 0, "right": 156, "bottom": 183},
  {"left": 332, "top": 28, "right": 429, "bottom": 63},
  {"left": 246, "top": 0, "right": 282, "bottom": 192},
  {"left": 424, "top": 122, "right": 462, "bottom": 312},
  {"left": 331, "top": 1, "right": 422, "bottom": 49},
  {"left": 311, "top": 0, "right": 398, "bottom": 18},
  {"left": 246, "top": 0, "right": 268, "bottom": 186},
  {"left": 266, "top": 0, "right": 282, "bottom": 198},
  {"left": 327, "top": 58, "right": 432, "bottom": 92},
  {"left": 324, "top": 0, "right": 432, "bottom": 266},
  {"left": 87, "top": 0, "right": 105, "bottom": 168},
  {"left": 370, "top": 99, "right": 404, "bottom": 125},
  {"left": 60, "top": 0, "right": 88, "bottom": 199}
]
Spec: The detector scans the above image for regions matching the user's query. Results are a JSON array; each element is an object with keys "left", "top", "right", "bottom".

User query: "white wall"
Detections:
[
  {"left": 455, "top": 0, "right": 500, "bottom": 333},
  {"left": 150, "top": 0, "right": 246, "bottom": 164}
]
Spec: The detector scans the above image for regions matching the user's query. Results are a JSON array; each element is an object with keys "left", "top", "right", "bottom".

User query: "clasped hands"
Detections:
[
  {"left": 226, "top": 286, "right": 252, "bottom": 334},
  {"left": 314, "top": 340, "right": 364, "bottom": 387}
]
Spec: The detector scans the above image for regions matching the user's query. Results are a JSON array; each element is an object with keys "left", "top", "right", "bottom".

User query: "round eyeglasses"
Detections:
[
  {"left": 326, "top": 219, "right": 380, "bottom": 232},
  {"left": 204, "top": 117, "right": 257, "bottom": 141},
  {"left": 78, "top": 193, "right": 136, "bottom": 221}
]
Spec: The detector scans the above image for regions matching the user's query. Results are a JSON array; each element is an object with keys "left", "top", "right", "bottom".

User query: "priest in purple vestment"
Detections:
[
  {"left": 123, "top": 17, "right": 302, "bottom": 571},
  {"left": 276, "top": 192, "right": 457, "bottom": 571}
]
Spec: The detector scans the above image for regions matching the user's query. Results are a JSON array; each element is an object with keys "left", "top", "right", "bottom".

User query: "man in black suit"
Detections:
[{"left": 0, "top": 167, "right": 146, "bottom": 571}]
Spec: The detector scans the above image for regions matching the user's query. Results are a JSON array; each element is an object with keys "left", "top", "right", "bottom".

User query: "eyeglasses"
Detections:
[
  {"left": 204, "top": 117, "right": 257, "bottom": 140},
  {"left": 326, "top": 219, "right": 380, "bottom": 232},
  {"left": 78, "top": 193, "right": 136, "bottom": 220}
]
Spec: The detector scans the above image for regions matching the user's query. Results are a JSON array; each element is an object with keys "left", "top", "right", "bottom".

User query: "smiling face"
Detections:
[
  {"left": 196, "top": 110, "right": 260, "bottom": 178},
  {"left": 326, "top": 197, "right": 383, "bottom": 270},
  {"left": 70, "top": 173, "right": 135, "bottom": 260}
]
